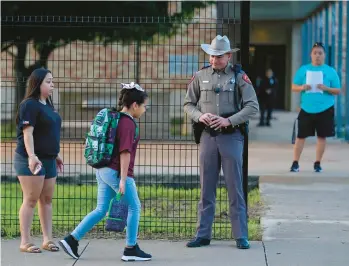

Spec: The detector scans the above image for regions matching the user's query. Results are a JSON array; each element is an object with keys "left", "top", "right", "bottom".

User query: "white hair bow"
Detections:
[{"left": 120, "top": 82, "right": 144, "bottom": 91}]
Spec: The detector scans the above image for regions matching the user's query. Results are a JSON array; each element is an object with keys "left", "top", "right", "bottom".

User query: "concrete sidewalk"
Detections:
[
  {"left": 1, "top": 239, "right": 266, "bottom": 266},
  {"left": 260, "top": 175, "right": 349, "bottom": 266},
  {"left": 249, "top": 110, "right": 346, "bottom": 144}
]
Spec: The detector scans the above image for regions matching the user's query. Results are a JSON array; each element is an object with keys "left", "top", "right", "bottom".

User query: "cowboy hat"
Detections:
[{"left": 201, "top": 35, "right": 240, "bottom": 56}]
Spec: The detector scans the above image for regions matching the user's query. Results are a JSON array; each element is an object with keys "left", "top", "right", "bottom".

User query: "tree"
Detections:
[{"left": 1, "top": 1, "right": 210, "bottom": 107}]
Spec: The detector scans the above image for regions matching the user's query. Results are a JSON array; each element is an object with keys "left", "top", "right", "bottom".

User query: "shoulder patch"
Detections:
[
  {"left": 189, "top": 65, "right": 210, "bottom": 84},
  {"left": 242, "top": 73, "right": 252, "bottom": 84}
]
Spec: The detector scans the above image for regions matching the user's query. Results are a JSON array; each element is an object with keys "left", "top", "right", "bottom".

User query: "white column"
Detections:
[{"left": 290, "top": 23, "right": 302, "bottom": 112}]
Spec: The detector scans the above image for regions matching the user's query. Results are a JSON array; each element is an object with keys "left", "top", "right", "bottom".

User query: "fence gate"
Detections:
[{"left": 1, "top": 2, "right": 248, "bottom": 240}]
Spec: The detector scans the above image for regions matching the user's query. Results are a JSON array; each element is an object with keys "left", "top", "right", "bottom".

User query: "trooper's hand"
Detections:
[
  {"left": 210, "top": 116, "right": 231, "bottom": 130},
  {"left": 199, "top": 113, "right": 213, "bottom": 126}
]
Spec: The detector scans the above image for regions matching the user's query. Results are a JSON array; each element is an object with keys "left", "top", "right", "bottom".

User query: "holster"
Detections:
[{"left": 192, "top": 121, "right": 205, "bottom": 144}]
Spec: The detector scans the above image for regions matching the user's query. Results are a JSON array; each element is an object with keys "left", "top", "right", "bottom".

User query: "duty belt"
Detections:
[{"left": 204, "top": 124, "right": 241, "bottom": 137}]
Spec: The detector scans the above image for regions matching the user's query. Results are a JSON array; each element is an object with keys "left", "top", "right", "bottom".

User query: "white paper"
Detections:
[{"left": 305, "top": 71, "right": 323, "bottom": 94}]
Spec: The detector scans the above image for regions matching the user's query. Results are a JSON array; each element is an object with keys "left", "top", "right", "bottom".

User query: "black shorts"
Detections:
[{"left": 297, "top": 106, "right": 335, "bottom": 138}]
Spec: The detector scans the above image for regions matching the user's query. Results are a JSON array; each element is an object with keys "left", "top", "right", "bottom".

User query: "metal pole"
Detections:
[
  {"left": 136, "top": 39, "right": 140, "bottom": 84},
  {"left": 346, "top": 2, "right": 349, "bottom": 142},
  {"left": 240, "top": 0, "right": 250, "bottom": 213}
]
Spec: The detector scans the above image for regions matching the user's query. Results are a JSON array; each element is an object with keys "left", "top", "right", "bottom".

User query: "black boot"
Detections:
[{"left": 186, "top": 237, "right": 211, "bottom": 248}]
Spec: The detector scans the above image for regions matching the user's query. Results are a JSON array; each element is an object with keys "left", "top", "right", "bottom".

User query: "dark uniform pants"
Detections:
[
  {"left": 196, "top": 130, "right": 247, "bottom": 239},
  {"left": 259, "top": 98, "right": 273, "bottom": 124}
]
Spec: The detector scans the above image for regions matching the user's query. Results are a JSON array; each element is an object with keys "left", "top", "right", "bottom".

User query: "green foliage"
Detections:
[
  {"left": 1, "top": 183, "right": 262, "bottom": 240},
  {"left": 2, "top": 1, "right": 211, "bottom": 48},
  {"left": 0, "top": 121, "right": 17, "bottom": 140}
]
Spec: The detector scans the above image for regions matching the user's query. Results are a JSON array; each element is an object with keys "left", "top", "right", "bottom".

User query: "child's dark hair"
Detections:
[{"left": 117, "top": 88, "right": 148, "bottom": 111}]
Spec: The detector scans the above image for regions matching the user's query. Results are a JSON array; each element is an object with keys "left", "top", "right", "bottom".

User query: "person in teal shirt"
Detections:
[{"left": 290, "top": 42, "right": 341, "bottom": 173}]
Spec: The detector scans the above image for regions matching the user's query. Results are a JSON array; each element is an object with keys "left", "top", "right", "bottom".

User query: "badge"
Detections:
[
  {"left": 230, "top": 76, "right": 235, "bottom": 84},
  {"left": 242, "top": 74, "right": 252, "bottom": 84}
]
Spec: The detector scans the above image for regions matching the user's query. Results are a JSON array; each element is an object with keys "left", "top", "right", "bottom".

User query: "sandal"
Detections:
[
  {"left": 42, "top": 241, "right": 60, "bottom": 252},
  {"left": 20, "top": 243, "right": 42, "bottom": 253}
]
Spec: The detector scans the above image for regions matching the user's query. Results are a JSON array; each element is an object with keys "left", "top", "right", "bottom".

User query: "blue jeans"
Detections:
[{"left": 71, "top": 167, "right": 141, "bottom": 246}]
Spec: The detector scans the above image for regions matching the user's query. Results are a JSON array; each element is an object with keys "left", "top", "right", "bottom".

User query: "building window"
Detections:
[{"left": 169, "top": 55, "right": 199, "bottom": 75}]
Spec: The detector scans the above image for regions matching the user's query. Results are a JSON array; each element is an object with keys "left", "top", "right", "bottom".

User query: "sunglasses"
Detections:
[
  {"left": 120, "top": 82, "right": 144, "bottom": 92},
  {"left": 312, "top": 42, "right": 326, "bottom": 51}
]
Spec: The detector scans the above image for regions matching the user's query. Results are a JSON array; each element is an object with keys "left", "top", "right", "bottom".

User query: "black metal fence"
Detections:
[{"left": 1, "top": 3, "right": 252, "bottom": 240}]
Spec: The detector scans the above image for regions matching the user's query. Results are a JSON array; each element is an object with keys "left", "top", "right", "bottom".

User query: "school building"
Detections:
[{"left": 239, "top": 1, "right": 348, "bottom": 139}]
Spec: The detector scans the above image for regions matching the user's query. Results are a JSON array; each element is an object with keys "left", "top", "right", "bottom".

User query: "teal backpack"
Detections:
[{"left": 84, "top": 108, "right": 138, "bottom": 168}]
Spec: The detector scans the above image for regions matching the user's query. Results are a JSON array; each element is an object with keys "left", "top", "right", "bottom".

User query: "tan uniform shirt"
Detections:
[{"left": 183, "top": 63, "right": 259, "bottom": 126}]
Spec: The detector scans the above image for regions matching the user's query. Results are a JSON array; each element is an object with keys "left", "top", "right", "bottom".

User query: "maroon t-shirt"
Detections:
[{"left": 108, "top": 115, "right": 140, "bottom": 178}]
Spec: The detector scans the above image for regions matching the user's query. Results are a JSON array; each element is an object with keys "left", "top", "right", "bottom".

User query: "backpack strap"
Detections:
[
  {"left": 231, "top": 64, "right": 250, "bottom": 134},
  {"left": 231, "top": 64, "right": 244, "bottom": 111}
]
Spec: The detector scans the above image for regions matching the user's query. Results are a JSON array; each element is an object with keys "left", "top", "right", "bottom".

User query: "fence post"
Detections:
[
  {"left": 346, "top": 1, "right": 349, "bottom": 142},
  {"left": 136, "top": 39, "right": 141, "bottom": 84},
  {"left": 240, "top": 0, "right": 250, "bottom": 214}
]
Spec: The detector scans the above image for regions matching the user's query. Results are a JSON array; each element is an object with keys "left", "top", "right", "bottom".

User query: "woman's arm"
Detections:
[
  {"left": 292, "top": 84, "right": 310, "bottom": 92},
  {"left": 23, "top": 126, "right": 36, "bottom": 157},
  {"left": 318, "top": 70, "right": 341, "bottom": 95},
  {"left": 317, "top": 85, "right": 341, "bottom": 95},
  {"left": 23, "top": 126, "right": 41, "bottom": 173}
]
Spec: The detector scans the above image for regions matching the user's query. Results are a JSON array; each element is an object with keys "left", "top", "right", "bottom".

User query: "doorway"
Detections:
[{"left": 248, "top": 45, "right": 287, "bottom": 110}]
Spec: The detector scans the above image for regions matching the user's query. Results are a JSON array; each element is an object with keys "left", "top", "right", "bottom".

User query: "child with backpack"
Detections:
[{"left": 59, "top": 82, "right": 151, "bottom": 261}]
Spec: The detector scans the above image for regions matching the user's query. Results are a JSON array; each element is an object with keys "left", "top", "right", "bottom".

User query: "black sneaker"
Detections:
[
  {"left": 121, "top": 244, "right": 152, "bottom": 262},
  {"left": 186, "top": 237, "right": 211, "bottom": 248},
  {"left": 290, "top": 161, "right": 299, "bottom": 172},
  {"left": 314, "top": 161, "right": 322, "bottom": 172},
  {"left": 59, "top": 234, "right": 79, "bottom": 259}
]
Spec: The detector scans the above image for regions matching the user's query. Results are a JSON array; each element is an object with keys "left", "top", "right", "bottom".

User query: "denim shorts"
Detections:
[{"left": 13, "top": 152, "right": 57, "bottom": 179}]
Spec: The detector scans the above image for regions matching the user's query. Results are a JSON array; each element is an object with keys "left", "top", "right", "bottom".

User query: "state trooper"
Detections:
[{"left": 183, "top": 35, "right": 259, "bottom": 249}]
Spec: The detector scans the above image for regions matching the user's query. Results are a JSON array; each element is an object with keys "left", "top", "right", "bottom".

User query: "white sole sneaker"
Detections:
[
  {"left": 58, "top": 240, "right": 79, "bottom": 259},
  {"left": 121, "top": 255, "right": 151, "bottom": 261}
]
